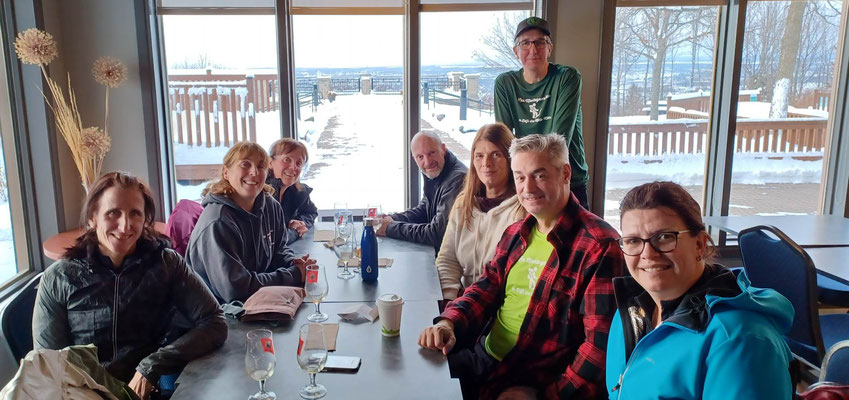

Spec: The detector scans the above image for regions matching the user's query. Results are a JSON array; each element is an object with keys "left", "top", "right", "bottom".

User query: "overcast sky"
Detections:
[{"left": 162, "top": 11, "right": 527, "bottom": 69}]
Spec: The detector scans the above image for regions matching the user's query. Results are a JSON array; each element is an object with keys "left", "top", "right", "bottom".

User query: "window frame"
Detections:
[
  {"left": 595, "top": 0, "right": 849, "bottom": 220},
  {"left": 154, "top": 0, "right": 542, "bottom": 210}
]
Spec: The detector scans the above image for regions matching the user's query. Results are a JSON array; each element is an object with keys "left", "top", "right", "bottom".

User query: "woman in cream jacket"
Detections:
[{"left": 437, "top": 123, "right": 525, "bottom": 300}]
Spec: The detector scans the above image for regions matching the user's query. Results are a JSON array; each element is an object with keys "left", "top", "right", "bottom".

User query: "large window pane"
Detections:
[
  {"left": 161, "top": 15, "right": 282, "bottom": 202},
  {"left": 730, "top": 1, "right": 843, "bottom": 216},
  {"left": 0, "top": 33, "right": 29, "bottom": 285},
  {"left": 603, "top": 6, "right": 720, "bottom": 223},
  {"left": 420, "top": 10, "right": 529, "bottom": 168},
  {"left": 293, "top": 15, "right": 404, "bottom": 211}
]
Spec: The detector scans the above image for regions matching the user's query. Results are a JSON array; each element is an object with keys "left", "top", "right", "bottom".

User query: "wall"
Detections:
[
  {"left": 44, "top": 0, "right": 150, "bottom": 230},
  {"left": 550, "top": 0, "right": 604, "bottom": 197}
]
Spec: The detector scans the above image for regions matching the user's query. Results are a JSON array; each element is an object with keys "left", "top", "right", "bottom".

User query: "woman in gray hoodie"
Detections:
[{"left": 185, "top": 142, "right": 312, "bottom": 303}]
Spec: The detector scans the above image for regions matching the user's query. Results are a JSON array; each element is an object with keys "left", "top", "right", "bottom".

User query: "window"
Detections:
[
  {"left": 0, "top": 32, "right": 30, "bottom": 285},
  {"left": 419, "top": 10, "right": 530, "bottom": 168},
  {"left": 292, "top": 14, "right": 405, "bottom": 211},
  {"left": 603, "top": 5, "right": 721, "bottom": 223},
  {"left": 729, "top": 0, "right": 843, "bottom": 216},
  {"left": 160, "top": 14, "right": 282, "bottom": 201}
]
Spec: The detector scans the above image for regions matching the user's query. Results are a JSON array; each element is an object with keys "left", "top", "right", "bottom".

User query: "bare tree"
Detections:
[
  {"left": 611, "top": 8, "right": 644, "bottom": 116},
  {"left": 770, "top": 1, "right": 806, "bottom": 118},
  {"left": 472, "top": 14, "right": 524, "bottom": 70},
  {"left": 170, "top": 53, "right": 222, "bottom": 70},
  {"left": 626, "top": 8, "right": 711, "bottom": 120}
]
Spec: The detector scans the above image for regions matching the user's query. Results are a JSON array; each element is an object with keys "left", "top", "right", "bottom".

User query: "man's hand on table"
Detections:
[
  {"left": 418, "top": 319, "right": 456, "bottom": 356},
  {"left": 376, "top": 216, "right": 393, "bottom": 236},
  {"left": 288, "top": 219, "right": 308, "bottom": 237}
]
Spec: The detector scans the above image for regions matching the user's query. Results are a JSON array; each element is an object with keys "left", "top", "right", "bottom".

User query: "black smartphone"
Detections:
[{"left": 322, "top": 355, "right": 362, "bottom": 373}]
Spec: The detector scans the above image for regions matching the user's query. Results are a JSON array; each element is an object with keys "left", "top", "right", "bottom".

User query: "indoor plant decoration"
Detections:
[{"left": 13, "top": 28, "right": 127, "bottom": 191}]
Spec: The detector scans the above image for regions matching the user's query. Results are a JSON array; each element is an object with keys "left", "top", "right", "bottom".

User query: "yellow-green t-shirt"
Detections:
[{"left": 484, "top": 227, "right": 552, "bottom": 360}]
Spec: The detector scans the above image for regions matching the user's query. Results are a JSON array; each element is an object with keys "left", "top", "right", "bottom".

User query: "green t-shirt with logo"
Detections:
[
  {"left": 484, "top": 227, "right": 552, "bottom": 361},
  {"left": 494, "top": 63, "right": 588, "bottom": 187}
]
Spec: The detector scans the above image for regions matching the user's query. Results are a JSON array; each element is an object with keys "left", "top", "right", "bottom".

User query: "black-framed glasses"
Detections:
[
  {"left": 516, "top": 39, "right": 551, "bottom": 50},
  {"left": 618, "top": 230, "right": 690, "bottom": 256}
]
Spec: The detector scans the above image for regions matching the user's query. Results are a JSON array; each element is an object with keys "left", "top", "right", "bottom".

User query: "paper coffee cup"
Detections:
[{"left": 377, "top": 293, "right": 404, "bottom": 337}]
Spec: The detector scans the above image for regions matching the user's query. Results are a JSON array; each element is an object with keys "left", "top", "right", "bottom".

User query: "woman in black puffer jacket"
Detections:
[{"left": 32, "top": 172, "right": 227, "bottom": 399}]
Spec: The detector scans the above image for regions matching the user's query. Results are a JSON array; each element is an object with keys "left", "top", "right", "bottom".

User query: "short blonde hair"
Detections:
[
  {"left": 202, "top": 142, "right": 274, "bottom": 197},
  {"left": 508, "top": 134, "right": 569, "bottom": 167}
]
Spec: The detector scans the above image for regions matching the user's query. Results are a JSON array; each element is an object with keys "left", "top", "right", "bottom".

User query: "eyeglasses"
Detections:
[
  {"left": 516, "top": 39, "right": 551, "bottom": 50},
  {"left": 618, "top": 230, "right": 690, "bottom": 256}
]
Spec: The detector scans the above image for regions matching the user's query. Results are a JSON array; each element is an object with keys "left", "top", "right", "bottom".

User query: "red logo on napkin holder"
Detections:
[{"left": 367, "top": 207, "right": 377, "bottom": 217}]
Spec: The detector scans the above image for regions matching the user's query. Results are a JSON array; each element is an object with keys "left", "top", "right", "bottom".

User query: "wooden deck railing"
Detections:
[{"left": 608, "top": 118, "right": 827, "bottom": 157}]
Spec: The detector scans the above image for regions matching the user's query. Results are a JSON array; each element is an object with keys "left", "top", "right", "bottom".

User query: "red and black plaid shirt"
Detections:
[{"left": 441, "top": 194, "right": 625, "bottom": 399}]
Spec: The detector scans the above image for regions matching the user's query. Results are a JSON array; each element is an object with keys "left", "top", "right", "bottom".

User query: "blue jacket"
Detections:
[{"left": 606, "top": 265, "right": 794, "bottom": 400}]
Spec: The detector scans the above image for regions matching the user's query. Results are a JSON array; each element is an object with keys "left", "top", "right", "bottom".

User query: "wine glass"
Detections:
[
  {"left": 333, "top": 202, "right": 352, "bottom": 236},
  {"left": 245, "top": 329, "right": 277, "bottom": 400},
  {"left": 367, "top": 203, "right": 383, "bottom": 242},
  {"left": 304, "top": 264, "right": 329, "bottom": 322},
  {"left": 333, "top": 222, "right": 356, "bottom": 279},
  {"left": 297, "top": 323, "right": 328, "bottom": 399}
]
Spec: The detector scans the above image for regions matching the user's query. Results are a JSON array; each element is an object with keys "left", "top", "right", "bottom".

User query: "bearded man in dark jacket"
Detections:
[{"left": 376, "top": 131, "right": 467, "bottom": 254}]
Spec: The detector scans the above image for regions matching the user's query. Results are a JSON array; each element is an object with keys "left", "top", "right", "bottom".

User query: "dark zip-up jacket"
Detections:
[
  {"left": 32, "top": 238, "right": 227, "bottom": 384},
  {"left": 386, "top": 150, "right": 467, "bottom": 253},
  {"left": 186, "top": 192, "right": 302, "bottom": 303},
  {"left": 266, "top": 177, "right": 318, "bottom": 244}
]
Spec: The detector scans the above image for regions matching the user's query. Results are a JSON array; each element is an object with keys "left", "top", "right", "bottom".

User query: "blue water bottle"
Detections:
[{"left": 360, "top": 218, "right": 379, "bottom": 282}]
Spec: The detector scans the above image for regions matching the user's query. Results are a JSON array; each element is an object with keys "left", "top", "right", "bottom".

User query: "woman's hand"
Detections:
[
  {"left": 293, "top": 254, "right": 315, "bottom": 282},
  {"left": 288, "top": 219, "right": 308, "bottom": 236},
  {"left": 128, "top": 371, "right": 154, "bottom": 400}
]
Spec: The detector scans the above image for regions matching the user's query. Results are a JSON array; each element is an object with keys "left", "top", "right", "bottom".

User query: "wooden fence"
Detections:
[{"left": 608, "top": 118, "right": 827, "bottom": 157}]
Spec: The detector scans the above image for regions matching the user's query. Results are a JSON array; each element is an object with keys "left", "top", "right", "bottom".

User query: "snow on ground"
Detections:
[
  {"left": 606, "top": 152, "right": 823, "bottom": 190},
  {"left": 0, "top": 201, "right": 17, "bottom": 283}
]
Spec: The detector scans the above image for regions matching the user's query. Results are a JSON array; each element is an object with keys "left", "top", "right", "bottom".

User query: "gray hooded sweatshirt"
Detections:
[{"left": 186, "top": 192, "right": 302, "bottom": 303}]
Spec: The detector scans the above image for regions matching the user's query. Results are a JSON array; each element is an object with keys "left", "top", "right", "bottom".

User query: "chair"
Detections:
[
  {"left": 166, "top": 199, "right": 203, "bottom": 256},
  {"left": 0, "top": 273, "right": 42, "bottom": 363},
  {"left": 821, "top": 340, "right": 849, "bottom": 384},
  {"left": 738, "top": 225, "right": 849, "bottom": 368}
]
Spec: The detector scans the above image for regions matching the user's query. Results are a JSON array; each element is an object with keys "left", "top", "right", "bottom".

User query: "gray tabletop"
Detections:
[
  {"left": 171, "top": 301, "right": 460, "bottom": 400},
  {"left": 803, "top": 247, "right": 849, "bottom": 285},
  {"left": 288, "top": 223, "right": 443, "bottom": 302},
  {"left": 704, "top": 215, "right": 849, "bottom": 247}
]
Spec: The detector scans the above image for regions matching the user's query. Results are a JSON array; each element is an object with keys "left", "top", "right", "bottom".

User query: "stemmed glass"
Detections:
[
  {"left": 333, "top": 203, "right": 352, "bottom": 237},
  {"left": 304, "top": 264, "right": 328, "bottom": 322},
  {"left": 334, "top": 221, "right": 357, "bottom": 279},
  {"left": 367, "top": 203, "right": 383, "bottom": 242},
  {"left": 245, "top": 329, "right": 277, "bottom": 400},
  {"left": 297, "top": 323, "right": 328, "bottom": 399}
]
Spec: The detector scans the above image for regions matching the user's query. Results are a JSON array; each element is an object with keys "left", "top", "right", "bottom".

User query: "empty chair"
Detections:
[
  {"left": 0, "top": 273, "right": 42, "bottom": 363},
  {"left": 738, "top": 225, "right": 849, "bottom": 368},
  {"left": 821, "top": 340, "right": 849, "bottom": 384}
]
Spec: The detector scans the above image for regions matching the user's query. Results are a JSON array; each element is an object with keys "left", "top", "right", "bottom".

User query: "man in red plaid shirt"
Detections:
[{"left": 419, "top": 134, "right": 626, "bottom": 399}]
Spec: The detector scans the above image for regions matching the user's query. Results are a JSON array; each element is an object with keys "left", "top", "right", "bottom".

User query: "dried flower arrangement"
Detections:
[{"left": 13, "top": 28, "right": 127, "bottom": 191}]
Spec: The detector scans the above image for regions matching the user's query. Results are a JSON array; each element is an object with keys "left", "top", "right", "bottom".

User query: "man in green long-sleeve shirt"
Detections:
[{"left": 494, "top": 16, "right": 590, "bottom": 209}]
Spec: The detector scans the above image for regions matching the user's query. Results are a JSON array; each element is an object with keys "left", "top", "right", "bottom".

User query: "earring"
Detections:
[{"left": 696, "top": 255, "right": 702, "bottom": 262}]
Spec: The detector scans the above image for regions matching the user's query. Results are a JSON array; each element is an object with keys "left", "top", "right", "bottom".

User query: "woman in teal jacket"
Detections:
[{"left": 607, "top": 181, "right": 794, "bottom": 400}]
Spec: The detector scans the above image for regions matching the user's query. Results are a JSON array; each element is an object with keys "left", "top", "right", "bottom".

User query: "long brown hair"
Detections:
[
  {"left": 456, "top": 123, "right": 522, "bottom": 230},
  {"left": 65, "top": 171, "right": 165, "bottom": 259},
  {"left": 619, "top": 181, "right": 715, "bottom": 262},
  {"left": 202, "top": 142, "right": 274, "bottom": 197},
  {"left": 268, "top": 138, "right": 308, "bottom": 192}
]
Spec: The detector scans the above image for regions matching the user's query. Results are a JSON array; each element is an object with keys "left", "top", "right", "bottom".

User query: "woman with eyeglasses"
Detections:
[{"left": 606, "top": 181, "right": 794, "bottom": 399}]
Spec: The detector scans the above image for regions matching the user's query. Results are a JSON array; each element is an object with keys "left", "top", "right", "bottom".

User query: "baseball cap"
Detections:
[{"left": 515, "top": 17, "right": 551, "bottom": 40}]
